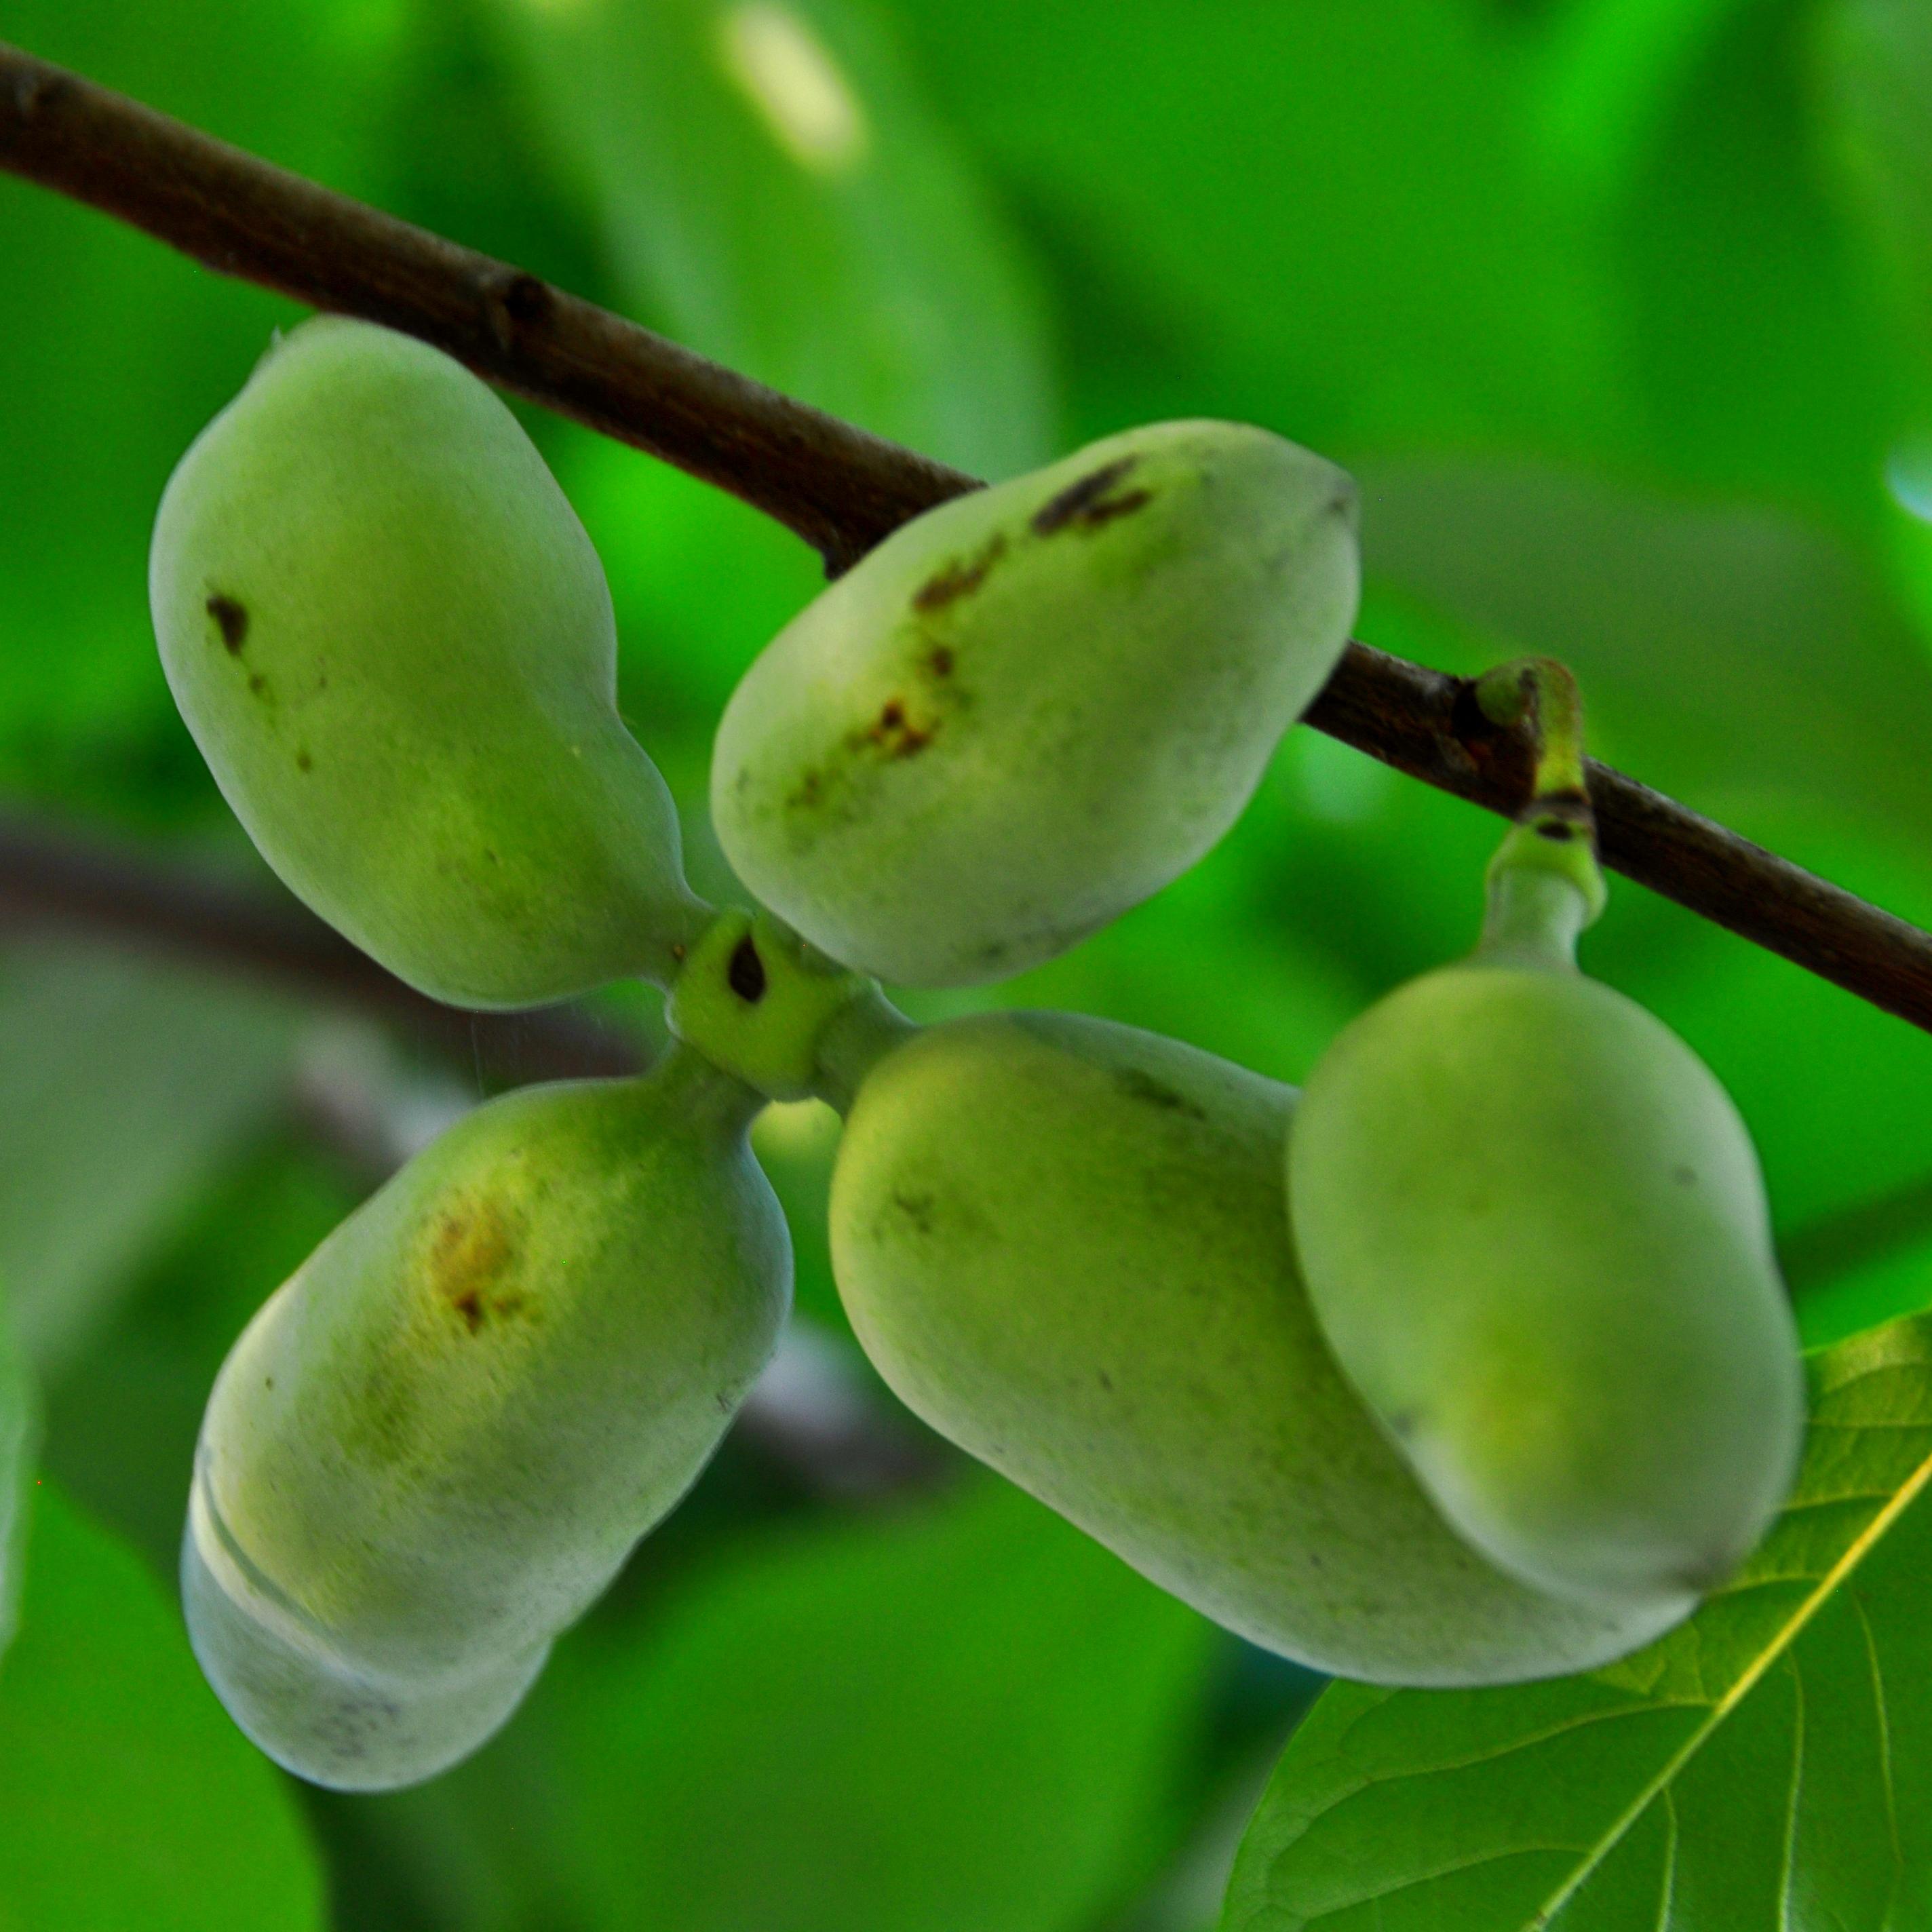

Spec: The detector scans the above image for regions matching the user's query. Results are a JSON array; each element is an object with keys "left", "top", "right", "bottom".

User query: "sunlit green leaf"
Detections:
[
  {"left": 1817, "top": 0, "right": 1932, "bottom": 367},
  {"left": 0, "top": 1482, "right": 324, "bottom": 1932},
  {"left": 481, "top": 0, "right": 1056, "bottom": 478},
  {"left": 1222, "top": 1311, "right": 1932, "bottom": 1931},
  {"left": 893, "top": 0, "right": 1612, "bottom": 457}
]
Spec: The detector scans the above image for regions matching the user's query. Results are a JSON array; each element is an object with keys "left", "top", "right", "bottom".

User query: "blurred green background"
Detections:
[{"left": 3, "top": 0, "right": 1932, "bottom": 1925}]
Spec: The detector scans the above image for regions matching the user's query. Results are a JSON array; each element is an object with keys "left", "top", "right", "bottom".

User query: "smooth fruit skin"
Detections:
[
  {"left": 184, "top": 1047, "right": 790, "bottom": 1789},
  {"left": 830, "top": 1013, "right": 1684, "bottom": 1684},
  {"left": 151, "top": 317, "right": 704, "bottom": 1007},
  {"left": 712, "top": 421, "right": 1359, "bottom": 987},
  {"left": 1290, "top": 960, "right": 1804, "bottom": 1611}
]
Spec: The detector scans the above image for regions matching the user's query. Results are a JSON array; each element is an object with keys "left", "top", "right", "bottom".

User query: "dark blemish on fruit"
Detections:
[
  {"left": 729, "top": 935, "right": 767, "bottom": 1003},
  {"left": 429, "top": 1203, "right": 518, "bottom": 1334},
  {"left": 714, "top": 1390, "right": 735, "bottom": 1416},
  {"left": 1098, "top": 1370, "right": 1114, "bottom": 1393},
  {"left": 788, "top": 768, "right": 824, "bottom": 811},
  {"left": 296, "top": 749, "right": 313, "bottom": 773},
  {"left": 1031, "top": 457, "right": 1153, "bottom": 536},
  {"left": 207, "top": 594, "right": 248, "bottom": 653},
  {"left": 1115, "top": 1066, "right": 1207, "bottom": 1120},
  {"left": 206, "top": 591, "right": 249, "bottom": 653},
  {"left": 484, "top": 849, "right": 501, "bottom": 866},
  {"left": 860, "top": 699, "right": 935, "bottom": 758},
  {"left": 891, "top": 1190, "right": 936, "bottom": 1234},
  {"left": 248, "top": 672, "right": 269, "bottom": 698},
  {"left": 670, "top": 942, "right": 687, "bottom": 963},
  {"left": 912, "top": 531, "right": 1007, "bottom": 611},
  {"left": 926, "top": 645, "right": 955, "bottom": 678},
  {"left": 1387, "top": 1409, "right": 1420, "bottom": 1442},
  {"left": 1673, "top": 1165, "right": 1696, "bottom": 1186}
]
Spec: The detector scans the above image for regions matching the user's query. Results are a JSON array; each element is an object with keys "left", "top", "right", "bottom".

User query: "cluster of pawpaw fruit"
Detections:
[{"left": 149, "top": 318, "right": 1803, "bottom": 1790}]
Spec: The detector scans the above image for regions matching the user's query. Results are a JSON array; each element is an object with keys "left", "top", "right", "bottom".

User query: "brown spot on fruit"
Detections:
[
  {"left": 428, "top": 1201, "right": 519, "bottom": 1334},
  {"left": 860, "top": 699, "right": 935, "bottom": 758},
  {"left": 891, "top": 1190, "right": 937, "bottom": 1234},
  {"left": 248, "top": 673, "right": 269, "bottom": 698},
  {"left": 207, "top": 594, "right": 249, "bottom": 653},
  {"left": 1031, "top": 458, "right": 1153, "bottom": 536},
  {"left": 926, "top": 645, "right": 955, "bottom": 678},
  {"left": 1115, "top": 1066, "right": 1207, "bottom": 1121},
  {"left": 912, "top": 532, "right": 1007, "bottom": 611},
  {"left": 295, "top": 749, "right": 313, "bottom": 773}
]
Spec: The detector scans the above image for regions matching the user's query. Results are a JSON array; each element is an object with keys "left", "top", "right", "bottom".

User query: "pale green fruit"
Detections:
[
  {"left": 184, "top": 1046, "right": 789, "bottom": 1789},
  {"left": 1290, "top": 904, "right": 1803, "bottom": 1612},
  {"left": 830, "top": 1013, "right": 1683, "bottom": 1685},
  {"left": 151, "top": 316, "right": 704, "bottom": 1007},
  {"left": 713, "top": 421, "right": 1359, "bottom": 987}
]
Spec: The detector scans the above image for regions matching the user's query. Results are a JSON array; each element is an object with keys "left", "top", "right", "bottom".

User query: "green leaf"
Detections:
[
  {"left": 1360, "top": 457, "right": 1932, "bottom": 838},
  {"left": 0, "top": 1286, "right": 35, "bottom": 1659},
  {"left": 0, "top": 0, "right": 400, "bottom": 798},
  {"left": 0, "top": 940, "right": 296, "bottom": 1380},
  {"left": 893, "top": 0, "right": 1612, "bottom": 456},
  {"left": 549, "top": 1475, "right": 1218, "bottom": 1932},
  {"left": 1220, "top": 1310, "right": 1932, "bottom": 1931},
  {"left": 481, "top": 0, "right": 1057, "bottom": 479},
  {"left": 1593, "top": 0, "right": 1897, "bottom": 526},
  {"left": 0, "top": 1482, "right": 324, "bottom": 1932},
  {"left": 1817, "top": 0, "right": 1932, "bottom": 368}
]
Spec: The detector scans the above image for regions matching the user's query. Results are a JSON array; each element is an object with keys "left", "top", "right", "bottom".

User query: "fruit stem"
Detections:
[
  {"left": 642, "top": 1037, "right": 770, "bottom": 1138},
  {"left": 665, "top": 907, "right": 903, "bottom": 1106},
  {"left": 1474, "top": 657, "right": 1607, "bottom": 953},
  {"left": 812, "top": 990, "right": 919, "bottom": 1115}
]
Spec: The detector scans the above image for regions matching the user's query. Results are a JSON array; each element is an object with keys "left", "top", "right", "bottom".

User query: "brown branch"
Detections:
[
  {"left": 0, "top": 43, "right": 968, "bottom": 573},
  {"left": 7, "top": 44, "right": 1932, "bottom": 1032},
  {"left": 0, "top": 812, "right": 642, "bottom": 1086}
]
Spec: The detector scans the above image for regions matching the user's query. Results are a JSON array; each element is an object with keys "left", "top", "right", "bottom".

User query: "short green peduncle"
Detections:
[
  {"left": 665, "top": 907, "right": 913, "bottom": 1108},
  {"left": 1473, "top": 657, "right": 1607, "bottom": 964}
]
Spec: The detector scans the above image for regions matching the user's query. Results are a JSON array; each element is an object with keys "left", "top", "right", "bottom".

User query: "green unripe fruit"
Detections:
[
  {"left": 713, "top": 421, "right": 1359, "bottom": 987},
  {"left": 830, "top": 1013, "right": 1682, "bottom": 1684},
  {"left": 183, "top": 1047, "right": 790, "bottom": 1788},
  {"left": 151, "top": 317, "right": 705, "bottom": 1006},
  {"left": 1290, "top": 868, "right": 1804, "bottom": 1610}
]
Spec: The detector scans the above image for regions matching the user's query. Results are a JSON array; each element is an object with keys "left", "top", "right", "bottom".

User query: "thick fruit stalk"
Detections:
[
  {"left": 183, "top": 1047, "right": 789, "bottom": 1789},
  {"left": 151, "top": 317, "right": 706, "bottom": 1007},
  {"left": 1289, "top": 661, "right": 1803, "bottom": 1611},
  {"left": 712, "top": 420, "right": 1359, "bottom": 987},
  {"left": 830, "top": 1011, "right": 1684, "bottom": 1684}
]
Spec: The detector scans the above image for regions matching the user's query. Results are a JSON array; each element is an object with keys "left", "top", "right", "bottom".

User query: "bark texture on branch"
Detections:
[
  {"left": 6, "top": 42, "right": 1932, "bottom": 1031},
  {"left": 0, "top": 43, "right": 970, "bottom": 572}
]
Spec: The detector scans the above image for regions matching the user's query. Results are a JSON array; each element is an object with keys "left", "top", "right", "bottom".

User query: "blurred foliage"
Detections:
[
  {"left": 0, "top": 1481, "right": 325, "bottom": 1931},
  {"left": 5, "top": 0, "right": 1932, "bottom": 1925}
]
